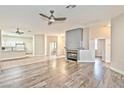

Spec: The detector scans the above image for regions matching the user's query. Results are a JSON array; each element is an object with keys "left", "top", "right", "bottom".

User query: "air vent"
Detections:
[{"left": 66, "top": 5, "right": 76, "bottom": 8}]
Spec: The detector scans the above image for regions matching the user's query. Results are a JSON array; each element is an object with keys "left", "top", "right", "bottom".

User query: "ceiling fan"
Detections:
[
  {"left": 39, "top": 10, "right": 66, "bottom": 25},
  {"left": 15, "top": 28, "right": 24, "bottom": 35}
]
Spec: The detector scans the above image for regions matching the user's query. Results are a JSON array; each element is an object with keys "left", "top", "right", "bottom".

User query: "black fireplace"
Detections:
[{"left": 66, "top": 50, "right": 78, "bottom": 61}]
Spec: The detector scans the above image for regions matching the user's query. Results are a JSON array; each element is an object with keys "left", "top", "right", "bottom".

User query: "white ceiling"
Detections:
[{"left": 0, "top": 5, "right": 124, "bottom": 36}]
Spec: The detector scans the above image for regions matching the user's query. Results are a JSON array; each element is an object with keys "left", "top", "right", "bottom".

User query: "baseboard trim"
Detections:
[
  {"left": 110, "top": 66, "right": 124, "bottom": 76},
  {"left": 0, "top": 56, "right": 29, "bottom": 62},
  {"left": 77, "top": 60, "right": 95, "bottom": 63}
]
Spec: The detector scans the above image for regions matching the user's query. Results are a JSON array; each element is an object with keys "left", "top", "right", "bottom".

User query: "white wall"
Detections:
[
  {"left": 89, "top": 26, "right": 111, "bottom": 40},
  {"left": 2, "top": 35, "right": 33, "bottom": 54},
  {"left": 83, "top": 28, "right": 89, "bottom": 49},
  {"left": 111, "top": 12, "right": 124, "bottom": 74},
  {"left": 89, "top": 26, "right": 111, "bottom": 62},
  {"left": 0, "top": 30, "right": 1, "bottom": 50},
  {"left": 33, "top": 34, "right": 45, "bottom": 56},
  {"left": 0, "top": 30, "right": 1, "bottom": 58},
  {"left": 57, "top": 36, "right": 65, "bottom": 55}
]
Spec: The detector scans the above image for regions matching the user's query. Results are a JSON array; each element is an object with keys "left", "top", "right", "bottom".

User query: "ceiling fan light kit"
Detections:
[{"left": 49, "top": 16, "right": 55, "bottom": 22}]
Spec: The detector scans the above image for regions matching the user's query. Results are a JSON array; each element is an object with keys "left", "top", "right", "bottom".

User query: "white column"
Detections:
[
  {"left": 33, "top": 34, "right": 45, "bottom": 56},
  {"left": 111, "top": 12, "right": 124, "bottom": 74}
]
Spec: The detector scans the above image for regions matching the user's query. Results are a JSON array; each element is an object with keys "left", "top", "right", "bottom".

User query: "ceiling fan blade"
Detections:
[
  {"left": 16, "top": 31, "right": 20, "bottom": 34},
  {"left": 39, "top": 13, "right": 50, "bottom": 19},
  {"left": 54, "top": 17, "right": 66, "bottom": 21},
  {"left": 20, "top": 32, "right": 24, "bottom": 34},
  {"left": 16, "top": 31, "right": 24, "bottom": 35}
]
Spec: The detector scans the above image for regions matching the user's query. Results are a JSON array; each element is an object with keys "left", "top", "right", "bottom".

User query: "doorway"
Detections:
[
  {"left": 47, "top": 36, "right": 58, "bottom": 56},
  {"left": 95, "top": 39, "right": 105, "bottom": 61},
  {"left": 49, "top": 42, "right": 57, "bottom": 55}
]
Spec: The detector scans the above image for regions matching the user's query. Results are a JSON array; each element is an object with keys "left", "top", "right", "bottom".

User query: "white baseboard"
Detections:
[
  {"left": 0, "top": 56, "right": 28, "bottom": 62},
  {"left": 77, "top": 60, "right": 95, "bottom": 63},
  {"left": 110, "top": 66, "right": 124, "bottom": 76}
]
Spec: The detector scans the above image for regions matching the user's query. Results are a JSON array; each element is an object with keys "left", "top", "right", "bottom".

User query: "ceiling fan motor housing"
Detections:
[{"left": 50, "top": 10, "right": 54, "bottom": 14}]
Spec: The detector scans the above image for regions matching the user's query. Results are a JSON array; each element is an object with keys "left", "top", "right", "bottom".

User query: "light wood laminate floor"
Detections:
[{"left": 0, "top": 56, "right": 124, "bottom": 88}]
